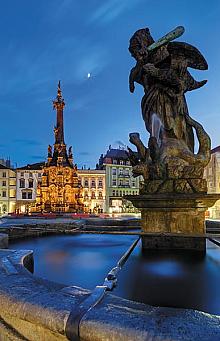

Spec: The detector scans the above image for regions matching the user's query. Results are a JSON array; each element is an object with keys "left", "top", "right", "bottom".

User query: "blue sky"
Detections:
[{"left": 1, "top": 0, "right": 220, "bottom": 168}]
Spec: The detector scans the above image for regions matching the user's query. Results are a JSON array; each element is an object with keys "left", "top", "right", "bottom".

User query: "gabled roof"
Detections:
[
  {"left": 17, "top": 162, "right": 45, "bottom": 170},
  {"left": 211, "top": 146, "right": 220, "bottom": 154},
  {"left": 104, "top": 148, "right": 129, "bottom": 160},
  {"left": 0, "top": 164, "right": 11, "bottom": 170}
]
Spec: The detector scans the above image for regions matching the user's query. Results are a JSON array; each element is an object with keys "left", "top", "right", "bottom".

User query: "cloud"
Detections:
[
  {"left": 13, "top": 139, "right": 42, "bottom": 146},
  {"left": 90, "top": 0, "right": 142, "bottom": 24},
  {"left": 114, "top": 140, "right": 126, "bottom": 147}
]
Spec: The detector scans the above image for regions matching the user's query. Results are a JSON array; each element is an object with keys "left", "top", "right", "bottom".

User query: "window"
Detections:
[
  {"left": 2, "top": 191, "right": 6, "bottom": 197},
  {"left": 132, "top": 180, "right": 136, "bottom": 187},
  {"left": 20, "top": 179, "right": 25, "bottom": 188},
  {"left": 125, "top": 179, "right": 130, "bottom": 187},
  {"left": 28, "top": 192, "right": 32, "bottom": 199},
  {"left": 112, "top": 168, "right": 116, "bottom": 175},
  {"left": 119, "top": 160, "right": 124, "bottom": 165},
  {"left": 21, "top": 172, "right": 24, "bottom": 177},
  {"left": 29, "top": 173, "right": 33, "bottom": 178},
  {"left": 119, "top": 179, "right": 123, "bottom": 186},
  {"left": 38, "top": 173, "right": 41, "bottom": 178},
  {"left": 84, "top": 192, "right": 89, "bottom": 199},
  {"left": 2, "top": 172, "right": 6, "bottom": 178},
  {"left": 112, "top": 190, "right": 115, "bottom": 196},
  {"left": 112, "top": 179, "right": 117, "bottom": 186},
  {"left": 119, "top": 168, "right": 123, "bottom": 175},
  {"left": 91, "top": 192, "right": 96, "bottom": 199},
  {"left": 22, "top": 192, "right": 27, "bottom": 199},
  {"left": 91, "top": 180, "right": 96, "bottom": 188},
  {"left": 2, "top": 181, "right": 6, "bottom": 187},
  {"left": 113, "top": 159, "right": 117, "bottom": 164},
  {"left": 84, "top": 179, "right": 89, "bottom": 187},
  {"left": 98, "top": 180, "right": 103, "bottom": 187},
  {"left": 98, "top": 192, "right": 103, "bottom": 199},
  {"left": 29, "top": 179, "right": 33, "bottom": 188}
]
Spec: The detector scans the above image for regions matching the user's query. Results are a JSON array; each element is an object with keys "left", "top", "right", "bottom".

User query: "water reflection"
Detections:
[
  {"left": 144, "top": 259, "right": 185, "bottom": 277},
  {"left": 9, "top": 235, "right": 220, "bottom": 315}
]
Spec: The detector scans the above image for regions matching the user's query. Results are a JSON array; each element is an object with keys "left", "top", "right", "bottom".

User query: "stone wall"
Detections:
[{"left": 0, "top": 233, "right": 220, "bottom": 340}]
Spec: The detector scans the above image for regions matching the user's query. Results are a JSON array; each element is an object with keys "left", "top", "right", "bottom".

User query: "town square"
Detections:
[{"left": 0, "top": 1, "right": 220, "bottom": 340}]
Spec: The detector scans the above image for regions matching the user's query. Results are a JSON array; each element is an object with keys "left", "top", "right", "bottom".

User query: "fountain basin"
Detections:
[{"left": 126, "top": 193, "right": 220, "bottom": 252}]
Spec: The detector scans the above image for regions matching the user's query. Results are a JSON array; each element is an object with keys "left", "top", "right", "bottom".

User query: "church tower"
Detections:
[{"left": 36, "top": 82, "right": 83, "bottom": 213}]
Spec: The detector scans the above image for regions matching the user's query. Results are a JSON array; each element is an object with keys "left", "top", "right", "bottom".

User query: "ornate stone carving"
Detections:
[{"left": 127, "top": 26, "right": 211, "bottom": 194}]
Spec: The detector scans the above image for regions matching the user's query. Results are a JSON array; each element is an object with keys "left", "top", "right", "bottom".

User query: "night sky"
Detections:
[{"left": 1, "top": 0, "right": 220, "bottom": 168}]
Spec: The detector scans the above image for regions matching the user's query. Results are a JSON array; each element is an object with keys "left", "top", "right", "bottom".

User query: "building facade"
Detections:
[
  {"left": 78, "top": 169, "right": 106, "bottom": 213},
  {"left": 35, "top": 82, "right": 83, "bottom": 213},
  {"left": 0, "top": 164, "right": 16, "bottom": 215},
  {"left": 98, "top": 147, "right": 141, "bottom": 213},
  {"left": 204, "top": 146, "right": 220, "bottom": 218},
  {"left": 16, "top": 163, "right": 44, "bottom": 213}
]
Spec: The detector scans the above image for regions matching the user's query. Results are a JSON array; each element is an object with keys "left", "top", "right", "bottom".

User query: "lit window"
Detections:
[
  {"left": 112, "top": 179, "right": 117, "bottom": 186},
  {"left": 20, "top": 179, "right": 25, "bottom": 188},
  {"left": 22, "top": 192, "right": 27, "bottom": 199},
  {"left": 29, "top": 180, "right": 33, "bottom": 188}
]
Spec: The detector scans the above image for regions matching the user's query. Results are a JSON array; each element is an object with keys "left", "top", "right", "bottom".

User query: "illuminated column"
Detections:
[{"left": 53, "top": 81, "right": 65, "bottom": 145}]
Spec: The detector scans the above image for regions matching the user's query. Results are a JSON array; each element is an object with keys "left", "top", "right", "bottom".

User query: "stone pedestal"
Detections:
[{"left": 126, "top": 193, "right": 220, "bottom": 252}]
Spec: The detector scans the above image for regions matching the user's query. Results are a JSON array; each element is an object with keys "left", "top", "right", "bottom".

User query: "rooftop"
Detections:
[
  {"left": 104, "top": 148, "right": 129, "bottom": 160},
  {"left": 17, "top": 162, "right": 45, "bottom": 170},
  {"left": 211, "top": 146, "right": 220, "bottom": 154}
]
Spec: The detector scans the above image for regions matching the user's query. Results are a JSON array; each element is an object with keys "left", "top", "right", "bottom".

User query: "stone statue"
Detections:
[
  {"left": 127, "top": 26, "right": 211, "bottom": 194},
  {"left": 54, "top": 126, "right": 59, "bottom": 138},
  {"left": 68, "top": 146, "right": 73, "bottom": 158},
  {"left": 48, "top": 144, "right": 52, "bottom": 157}
]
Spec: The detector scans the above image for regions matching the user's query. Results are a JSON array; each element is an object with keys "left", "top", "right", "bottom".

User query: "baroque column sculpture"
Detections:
[{"left": 126, "top": 26, "right": 219, "bottom": 251}]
